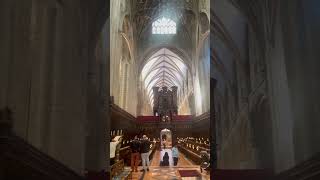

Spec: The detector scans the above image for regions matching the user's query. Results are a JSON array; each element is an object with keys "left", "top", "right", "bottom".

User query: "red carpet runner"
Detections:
[{"left": 178, "top": 170, "right": 201, "bottom": 177}]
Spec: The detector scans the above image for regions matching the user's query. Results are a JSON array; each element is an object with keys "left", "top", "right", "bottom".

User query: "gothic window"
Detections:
[{"left": 152, "top": 17, "right": 176, "bottom": 34}]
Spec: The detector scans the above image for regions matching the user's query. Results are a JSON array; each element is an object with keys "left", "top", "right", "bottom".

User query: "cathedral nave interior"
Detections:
[{"left": 1, "top": 0, "right": 320, "bottom": 180}]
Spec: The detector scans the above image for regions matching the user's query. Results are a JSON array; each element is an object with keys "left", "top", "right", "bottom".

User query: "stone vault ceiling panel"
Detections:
[{"left": 141, "top": 48, "right": 190, "bottom": 103}]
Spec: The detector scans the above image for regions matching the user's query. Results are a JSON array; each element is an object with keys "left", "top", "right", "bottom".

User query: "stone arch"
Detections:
[
  {"left": 212, "top": 9, "right": 248, "bottom": 110},
  {"left": 122, "top": 15, "right": 130, "bottom": 33},
  {"left": 211, "top": 48, "right": 232, "bottom": 88},
  {"left": 120, "top": 15, "right": 134, "bottom": 64},
  {"left": 119, "top": 15, "right": 134, "bottom": 108},
  {"left": 199, "top": 12, "right": 209, "bottom": 34},
  {"left": 138, "top": 45, "right": 192, "bottom": 76},
  {"left": 138, "top": 46, "right": 194, "bottom": 116},
  {"left": 211, "top": 11, "right": 246, "bottom": 79},
  {"left": 212, "top": 14, "right": 240, "bottom": 62}
]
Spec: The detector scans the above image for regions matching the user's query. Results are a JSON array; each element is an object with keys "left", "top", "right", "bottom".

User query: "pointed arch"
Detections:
[{"left": 141, "top": 48, "right": 191, "bottom": 104}]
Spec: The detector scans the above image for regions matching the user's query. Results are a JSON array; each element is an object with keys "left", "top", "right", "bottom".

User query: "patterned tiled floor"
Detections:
[
  {"left": 127, "top": 150, "right": 210, "bottom": 180},
  {"left": 129, "top": 167, "right": 209, "bottom": 180},
  {"left": 150, "top": 149, "right": 195, "bottom": 167}
]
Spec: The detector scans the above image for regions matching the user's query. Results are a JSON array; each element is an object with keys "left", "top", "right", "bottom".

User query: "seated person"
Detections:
[{"left": 160, "top": 152, "right": 170, "bottom": 166}]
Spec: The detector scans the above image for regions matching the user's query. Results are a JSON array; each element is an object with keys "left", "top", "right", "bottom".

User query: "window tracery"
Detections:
[{"left": 152, "top": 17, "right": 176, "bottom": 34}]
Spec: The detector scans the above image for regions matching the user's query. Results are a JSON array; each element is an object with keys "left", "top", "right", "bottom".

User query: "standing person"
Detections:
[
  {"left": 130, "top": 136, "right": 140, "bottom": 172},
  {"left": 140, "top": 135, "right": 151, "bottom": 172},
  {"left": 172, "top": 144, "right": 179, "bottom": 166}
]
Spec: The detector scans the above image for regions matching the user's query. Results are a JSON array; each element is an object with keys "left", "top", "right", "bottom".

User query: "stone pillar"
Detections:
[
  {"left": 85, "top": 19, "right": 109, "bottom": 173},
  {"left": 0, "top": 0, "right": 13, "bottom": 109},
  {"left": 264, "top": 9, "right": 295, "bottom": 172},
  {"left": 102, "top": 18, "right": 110, "bottom": 173},
  {"left": 5, "top": 0, "right": 34, "bottom": 140},
  {"left": 27, "top": 0, "right": 57, "bottom": 151},
  {"left": 47, "top": 4, "right": 87, "bottom": 174},
  {"left": 153, "top": 87, "right": 159, "bottom": 114},
  {"left": 281, "top": 0, "right": 320, "bottom": 166},
  {"left": 210, "top": 78, "right": 217, "bottom": 169},
  {"left": 171, "top": 86, "right": 178, "bottom": 113},
  {"left": 110, "top": 0, "right": 122, "bottom": 106}
]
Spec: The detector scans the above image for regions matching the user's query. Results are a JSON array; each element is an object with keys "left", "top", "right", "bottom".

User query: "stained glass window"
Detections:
[{"left": 152, "top": 17, "right": 176, "bottom": 34}]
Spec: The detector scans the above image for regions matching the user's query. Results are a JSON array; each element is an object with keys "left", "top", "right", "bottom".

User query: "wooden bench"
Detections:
[{"left": 178, "top": 145, "right": 202, "bottom": 164}]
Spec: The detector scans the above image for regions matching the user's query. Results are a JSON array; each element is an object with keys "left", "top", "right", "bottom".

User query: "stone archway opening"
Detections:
[{"left": 160, "top": 128, "right": 172, "bottom": 149}]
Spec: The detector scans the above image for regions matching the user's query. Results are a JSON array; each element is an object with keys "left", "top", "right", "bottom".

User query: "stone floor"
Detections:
[
  {"left": 125, "top": 150, "right": 210, "bottom": 180},
  {"left": 150, "top": 149, "right": 195, "bottom": 167}
]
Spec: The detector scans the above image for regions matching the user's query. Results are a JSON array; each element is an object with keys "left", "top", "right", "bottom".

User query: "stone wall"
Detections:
[
  {"left": 0, "top": 0, "right": 110, "bottom": 174},
  {"left": 213, "top": 0, "right": 320, "bottom": 174},
  {"left": 110, "top": 0, "right": 138, "bottom": 116}
]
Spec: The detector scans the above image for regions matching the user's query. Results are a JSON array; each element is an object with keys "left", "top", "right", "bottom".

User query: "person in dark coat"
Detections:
[
  {"left": 161, "top": 152, "right": 170, "bottom": 166},
  {"left": 130, "top": 136, "right": 141, "bottom": 172},
  {"left": 140, "top": 135, "right": 151, "bottom": 171}
]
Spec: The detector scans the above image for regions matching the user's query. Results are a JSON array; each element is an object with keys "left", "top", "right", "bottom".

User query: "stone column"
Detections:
[
  {"left": 5, "top": 1, "right": 35, "bottom": 139},
  {"left": 0, "top": 0, "right": 13, "bottom": 109},
  {"left": 27, "top": 0, "right": 56, "bottom": 151},
  {"left": 47, "top": 4, "right": 87, "bottom": 174},
  {"left": 281, "top": 0, "right": 320, "bottom": 166},
  {"left": 85, "top": 19, "right": 109, "bottom": 172},
  {"left": 171, "top": 86, "right": 178, "bottom": 113},
  {"left": 210, "top": 78, "right": 217, "bottom": 169},
  {"left": 264, "top": 9, "right": 295, "bottom": 172},
  {"left": 153, "top": 87, "right": 159, "bottom": 114}
]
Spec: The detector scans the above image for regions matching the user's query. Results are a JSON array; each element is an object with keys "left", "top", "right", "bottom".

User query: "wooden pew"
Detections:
[{"left": 178, "top": 145, "right": 202, "bottom": 164}]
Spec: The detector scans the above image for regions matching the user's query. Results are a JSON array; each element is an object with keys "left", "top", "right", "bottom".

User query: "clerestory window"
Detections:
[{"left": 152, "top": 17, "right": 176, "bottom": 34}]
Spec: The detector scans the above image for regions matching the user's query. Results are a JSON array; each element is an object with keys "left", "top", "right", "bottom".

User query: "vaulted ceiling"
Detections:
[
  {"left": 132, "top": 0, "right": 197, "bottom": 62},
  {"left": 133, "top": 0, "right": 199, "bottom": 108},
  {"left": 141, "top": 48, "right": 190, "bottom": 105}
]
